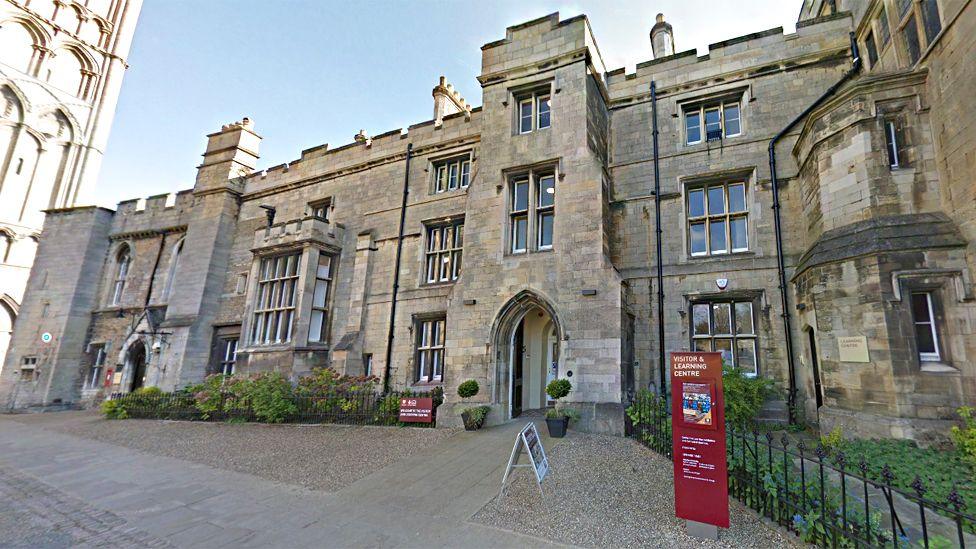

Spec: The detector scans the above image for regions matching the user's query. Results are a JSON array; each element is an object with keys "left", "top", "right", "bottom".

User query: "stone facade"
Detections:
[
  {"left": 2, "top": 1, "right": 973, "bottom": 441},
  {"left": 0, "top": 0, "right": 142, "bottom": 380}
]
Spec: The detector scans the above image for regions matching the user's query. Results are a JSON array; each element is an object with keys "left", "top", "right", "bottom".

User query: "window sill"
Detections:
[
  {"left": 411, "top": 380, "right": 443, "bottom": 389},
  {"left": 431, "top": 187, "right": 469, "bottom": 197},
  {"left": 684, "top": 135, "right": 743, "bottom": 149},
  {"left": 688, "top": 250, "right": 755, "bottom": 261},
  {"left": 919, "top": 361, "right": 958, "bottom": 374},
  {"left": 422, "top": 280, "right": 458, "bottom": 288}
]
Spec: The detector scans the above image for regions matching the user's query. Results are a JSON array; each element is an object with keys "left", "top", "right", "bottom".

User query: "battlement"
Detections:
[
  {"left": 605, "top": 12, "right": 852, "bottom": 102},
  {"left": 115, "top": 189, "right": 194, "bottom": 215}
]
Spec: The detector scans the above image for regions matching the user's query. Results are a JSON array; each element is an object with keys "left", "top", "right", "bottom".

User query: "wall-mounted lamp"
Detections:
[{"left": 259, "top": 205, "right": 276, "bottom": 228}]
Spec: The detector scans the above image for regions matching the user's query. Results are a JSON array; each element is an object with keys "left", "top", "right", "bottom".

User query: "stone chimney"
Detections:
[
  {"left": 650, "top": 13, "right": 675, "bottom": 59},
  {"left": 432, "top": 76, "right": 471, "bottom": 126},
  {"left": 195, "top": 117, "right": 261, "bottom": 192}
]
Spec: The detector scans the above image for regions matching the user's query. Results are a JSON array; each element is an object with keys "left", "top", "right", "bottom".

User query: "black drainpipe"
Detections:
[
  {"left": 144, "top": 231, "right": 167, "bottom": 307},
  {"left": 650, "top": 81, "right": 666, "bottom": 394},
  {"left": 383, "top": 143, "right": 413, "bottom": 394},
  {"left": 769, "top": 32, "right": 860, "bottom": 423}
]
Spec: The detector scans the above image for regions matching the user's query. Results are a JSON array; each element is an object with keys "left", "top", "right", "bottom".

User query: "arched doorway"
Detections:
[
  {"left": 491, "top": 291, "right": 562, "bottom": 419},
  {"left": 126, "top": 341, "right": 147, "bottom": 392}
]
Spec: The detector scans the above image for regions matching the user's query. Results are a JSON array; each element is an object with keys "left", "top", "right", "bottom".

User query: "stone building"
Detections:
[
  {"left": 0, "top": 0, "right": 142, "bottom": 374},
  {"left": 2, "top": 0, "right": 973, "bottom": 440}
]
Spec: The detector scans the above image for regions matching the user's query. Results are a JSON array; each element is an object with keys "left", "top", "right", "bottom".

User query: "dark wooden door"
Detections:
[
  {"left": 512, "top": 321, "right": 524, "bottom": 418},
  {"left": 129, "top": 344, "right": 147, "bottom": 392}
]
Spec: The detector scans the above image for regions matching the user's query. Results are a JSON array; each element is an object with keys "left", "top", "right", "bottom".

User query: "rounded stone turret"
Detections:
[{"left": 650, "top": 13, "right": 675, "bottom": 59}]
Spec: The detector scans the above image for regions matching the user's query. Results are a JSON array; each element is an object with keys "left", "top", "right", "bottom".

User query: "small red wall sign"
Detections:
[
  {"left": 398, "top": 397, "right": 433, "bottom": 423},
  {"left": 670, "top": 351, "right": 729, "bottom": 528}
]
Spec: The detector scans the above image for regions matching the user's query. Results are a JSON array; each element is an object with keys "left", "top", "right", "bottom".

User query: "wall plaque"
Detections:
[{"left": 837, "top": 336, "right": 869, "bottom": 363}]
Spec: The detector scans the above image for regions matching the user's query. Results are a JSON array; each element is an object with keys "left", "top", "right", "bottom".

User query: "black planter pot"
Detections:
[{"left": 545, "top": 416, "right": 569, "bottom": 438}]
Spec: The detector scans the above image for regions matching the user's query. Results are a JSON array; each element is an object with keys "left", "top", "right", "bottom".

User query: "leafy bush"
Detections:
[
  {"left": 546, "top": 379, "right": 572, "bottom": 400},
  {"left": 236, "top": 372, "right": 297, "bottom": 423},
  {"left": 820, "top": 425, "right": 844, "bottom": 454},
  {"left": 951, "top": 406, "right": 976, "bottom": 466},
  {"left": 546, "top": 407, "right": 581, "bottom": 423},
  {"left": 101, "top": 399, "right": 128, "bottom": 419},
  {"left": 457, "top": 380, "right": 479, "bottom": 400},
  {"left": 722, "top": 366, "right": 774, "bottom": 427},
  {"left": 295, "top": 367, "right": 378, "bottom": 397}
]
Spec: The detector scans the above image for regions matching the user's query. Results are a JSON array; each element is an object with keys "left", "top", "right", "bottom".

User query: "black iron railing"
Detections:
[
  {"left": 627, "top": 392, "right": 975, "bottom": 548},
  {"left": 111, "top": 389, "right": 440, "bottom": 428}
]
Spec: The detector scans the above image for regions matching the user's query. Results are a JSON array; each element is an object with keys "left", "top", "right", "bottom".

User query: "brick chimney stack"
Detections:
[
  {"left": 432, "top": 76, "right": 471, "bottom": 126},
  {"left": 650, "top": 13, "right": 675, "bottom": 59}
]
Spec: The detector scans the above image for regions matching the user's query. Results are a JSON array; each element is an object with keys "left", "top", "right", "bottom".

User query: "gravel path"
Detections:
[
  {"left": 11, "top": 411, "right": 457, "bottom": 492},
  {"left": 473, "top": 433, "right": 803, "bottom": 548}
]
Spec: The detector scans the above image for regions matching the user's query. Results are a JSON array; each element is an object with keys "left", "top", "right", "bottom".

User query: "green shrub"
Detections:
[
  {"left": 295, "top": 367, "right": 378, "bottom": 397},
  {"left": 722, "top": 366, "right": 774, "bottom": 427},
  {"left": 236, "top": 372, "right": 297, "bottom": 423},
  {"left": 101, "top": 399, "right": 128, "bottom": 419},
  {"left": 457, "top": 379, "right": 479, "bottom": 400},
  {"left": 462, "top": 405, "right": 490, "bottom": 423},
  {"left": 546, "top": 378, "right": 572, "bottom": 400},
  {"left": 820, "top": 425, "right": 844, "bottom": 454},
  {"left": 951, "top": 406, "right": 976, "bottom": 466}
]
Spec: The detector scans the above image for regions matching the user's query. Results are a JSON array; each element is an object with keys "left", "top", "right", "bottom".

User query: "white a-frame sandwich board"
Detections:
[{"left": 500, "top": 422, "right": 549, "bottom": 497}]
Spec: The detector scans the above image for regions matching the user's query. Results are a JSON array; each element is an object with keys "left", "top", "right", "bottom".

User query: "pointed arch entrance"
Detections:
[
  {"left": 125, "top": 340, "right": 147, "bottom": 392},
  {"left": 490, "top": 291, "right": 563, "bottom": 419}
]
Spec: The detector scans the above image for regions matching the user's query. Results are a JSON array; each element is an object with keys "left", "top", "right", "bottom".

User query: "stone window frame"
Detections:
[
  {"left": 505, "top": 164, "right": 558, "bottom": 256},
  {"left": 892, "top": 270, "right": 964, "bottom": 373},
  {"left": 683, "top": 177, "right": 751, "bottom": 259},
  {"left": 511, "top": 81, "right": 554, "bottom": 136},
  {"left": 208, "top": 324, "right": 241, "bottom": 375},
  {"left": 242, "top": 245, "right": 340, "bottom": 352},
  {"left": 307, "top": 252, "right": 335, "bottom": 345},
  {"left": 20, "top": 356, "right": 38, "bottom": 382},
  {"left": 894, "top": 0, "right": 942, "bottom": 66},
  {"left": 876, "top": 99, "right": 915, "bottom": 171},
  {"left": 422, "top": 216, "right": 464, "bottom": 286},
  {"left": 429, "top": 151, "right": 473, "bottom": 195},
  {"left": 413, "top": 313, "right": 446, "bottom": 385},
  {"left": 680, "top": 91, "right": 744, "bottom": 146},
  {"left": 109, "top": 242, "right": 132, "bottom": 307},
  {"left": 689, "top": 296, "right": 760, "bottom": 377},
  {"left": 307, "top": 198, "right": 332, "bottom": 222},
  {"left": 84, "top": 344, "right": 106, "bottom": 390},
  {"left": 860, "top": 1, "right": 894, "bottom": 70}
]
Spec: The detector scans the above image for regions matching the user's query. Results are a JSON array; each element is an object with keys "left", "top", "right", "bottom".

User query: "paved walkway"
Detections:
[{"left": 0, "top": 414, "right": 569, "bottom": 548}]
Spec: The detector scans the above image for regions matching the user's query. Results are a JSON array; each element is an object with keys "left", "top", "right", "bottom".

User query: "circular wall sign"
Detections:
[
  {"left": 715, "top": 278, "right": 729, "bottom": 291},
  {"left": 41, "top": 332, "right": 53, "bottom": 343}
]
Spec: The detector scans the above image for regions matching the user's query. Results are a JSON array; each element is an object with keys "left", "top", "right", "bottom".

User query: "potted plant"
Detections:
[
  {"left": 458, "top": 379, "right": 490, "bottom": 431},
  {"left": 545, "top": 378, "right": 575, "bottom": 437}
]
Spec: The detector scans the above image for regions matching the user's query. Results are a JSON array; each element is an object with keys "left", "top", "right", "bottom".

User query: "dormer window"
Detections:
[
  {"left": 684, "top": 100, "right": 741, "bottom": 145},
  {"left": 432, "top": 154, "right": 471, "bottom": 194}
]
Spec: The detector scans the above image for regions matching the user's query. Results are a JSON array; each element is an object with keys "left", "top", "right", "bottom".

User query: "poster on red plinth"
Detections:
[{"left": 670, "top": 351, "right": 729, "bottom": 528}]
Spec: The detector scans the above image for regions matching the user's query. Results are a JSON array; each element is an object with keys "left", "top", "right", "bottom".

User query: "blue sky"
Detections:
[{"left": 94, "top": 0, "right": 802, "bottom": 207}]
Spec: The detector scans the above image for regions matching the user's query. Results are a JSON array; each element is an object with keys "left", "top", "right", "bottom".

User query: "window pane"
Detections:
[
  {"left": 538, "top": 212, "right": 554, "bottom": 248},
  {"left": 452, "top": 250, "right": 462, "bottom": 279},
  {"left": 911, "top": 293, "right": 932, "bottom": 322},
  {"left": 537, "top": 96, "right": 551, "bottom": 129},
  {"left": 455, "top": 224, "right": 464, "bottom": 247},
  {"left": 865, "top": 31, "right": 879, "bottom": 65},
  {"left": 460, "top": 161, "right": 470, "bottom": 188},
  {"left": 724, "top": 103, "right": 741, "bottom": 136},
  {"left": 317, "top": 255, "right": 332, "bottom": 278},
  {"left": 690, "top": 223, "right": 707, "bottom": 255},
  {"left": 692, "top": 304, "right": 711, "bottom": 335},
  {"left": 736, "top": 339, "right": 757, "bottom": 376},
  {"left": 308, "top": 310, "right": 324, "bottom": 343},
  {"left": 896, "top": 0, "right": 912, "bottom": 18},
  {"left": 921, "top": 0, "right": 941, "bottom": 43},
  {"left": 688, "top": 189, "right": 705, "bottom": 217},
  {"left": 707, "top": 186, "right": 726, "bottom": 215},
  {"left": 312, "top": 280, "right": 328, "bottom": 308},
  {"left": 903, "top": 15, "right": 921, "bottom": 64},
  {"left": 693, "top": 339, "right": 712, "bottom": 352},
  {"left": 885, "top": 121, "right": 900, "bottom": 167},
  {"left": 713, "top": 303, "right": 732, "bottom": 335},
  {"left": 735, "top": 302, "right": 754, "bottom": 335},
  {"left": 513, "top": 217, "right": 527, "bottom": 251},
  {"left": 728, "top": 184, "right": 746, "bottom": 213},
  {"left": 448, "top": 163, "right": 458, "bottom": 190},
  {"left": 435, "top": 166, "right": 446, "bottom": 192},
  {"left": 709, "top": 219, "right": 727, "bottom": 253},
  {"left": 705, "top": 108, "right": 721, "bottom": 140},
  {"left": 426, "top": 255, "right": 437, "bottom": 282},
  {"left": 714, "top": 339, "right": 734, "bottom": 367},
  {"left": 538, "top": 176, "right": 555, "bottom": 208},
  {"left": 878, "top": 7, "right": 891, "bottom": 45},
  {"left": 730, "top": 217, "right": 748, "bottom": 251},
  {"left": 520, "top": 100, "right": 533, "bottom": 132},
  {"left": 914, "top": 323, "right": 937, "bottom": 354},
  {"left": 439, "top": 252, "right": 450, "bottom": 280},
  {"left": 686, "top": 111, "right": 701, "bottom": 144},
  {"left": 513, "top": 180, "right": 529, "bottom": 211}
]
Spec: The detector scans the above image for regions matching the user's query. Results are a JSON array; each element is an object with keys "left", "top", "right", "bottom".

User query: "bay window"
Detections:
[{"left": 250, "top": 253, "right": 300, "bottom": 345}]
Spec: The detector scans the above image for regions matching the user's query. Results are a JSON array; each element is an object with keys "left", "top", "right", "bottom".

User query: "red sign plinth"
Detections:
[
  {"left": 398, "top": 397, "right": 433, "bottom": 423},
  {"left": 671, "top": 351, "right": 729, "bottom": 529}
]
